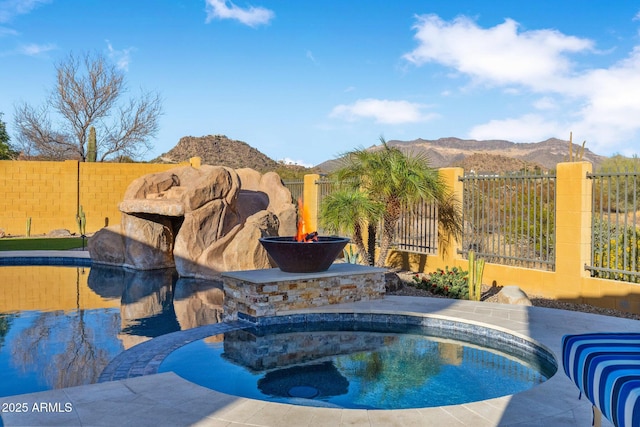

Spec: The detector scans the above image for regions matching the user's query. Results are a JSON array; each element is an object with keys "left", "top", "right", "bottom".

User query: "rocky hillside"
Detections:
[
  {"left": 154, "top": 134, "right": 280, "bottom": 172},
  {"left": 454, "top": 152, "right": 546, "bottom": 173},
  {"left": 385, "top": 137, "right": 604, "bottom": 171},
  {"left": 156, "top": 134, "right": 606, "bottom": 176},
  {"left": 317, "top": 137, "right": 605, "bottom": 174}
]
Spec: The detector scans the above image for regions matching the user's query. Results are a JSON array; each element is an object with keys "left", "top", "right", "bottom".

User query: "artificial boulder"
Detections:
[
  {"left": 89, "top": 165, "right": 296, "bottom": 279},
  {"left": 496, "top": 286, "right": 532, "bottom": 306}
]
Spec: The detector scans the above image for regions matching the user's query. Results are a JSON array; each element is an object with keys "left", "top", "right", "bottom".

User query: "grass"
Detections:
[{"left": 0, "top": 237, "right": 87, "bottom": 251}]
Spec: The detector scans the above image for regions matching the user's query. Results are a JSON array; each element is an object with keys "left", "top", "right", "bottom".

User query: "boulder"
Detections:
[
  {"left": 121, "top": 213, "right": 175, "bottom": 270},
  {"left": 496, "top": 286, "right": 532, "bottom": 306},
  {"left": 89, "top": 165, "right": 296, "bottom": 278},
  {"left": 123, "top": 172, "right": 179, "bottom": 200},
  {"left": 88, "top": 226, "right": 125, "bottom": 266},
  {"left": 222, "top": 210, "right": 280, "bottom": 271},
  {"left": 47, "top": 228, "right": 73, "bottom": 237}
]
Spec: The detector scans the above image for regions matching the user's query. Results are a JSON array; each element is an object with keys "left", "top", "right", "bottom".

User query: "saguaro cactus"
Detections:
[{"left": 87, "top": 126, "right": 97, "bottom": 162}]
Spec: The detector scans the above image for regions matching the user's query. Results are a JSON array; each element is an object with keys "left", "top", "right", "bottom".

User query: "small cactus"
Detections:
[
  {"left": 343, "top": 245, "right": 360, "bottom": 264},
  {"left": 567, "top": 131, "right": 586, "bottom": 162},
  {"left": 26, "top": 217, "right": 31, "bottom": 237},
  {"left": 468, "top": 250, "right": 485, "bottom": 301},
  {"left": 76, "top": 206, "right": 86, "bottom": 236},
  {"left": 87, "top": 126, "right": 97, "bottom": 162}
]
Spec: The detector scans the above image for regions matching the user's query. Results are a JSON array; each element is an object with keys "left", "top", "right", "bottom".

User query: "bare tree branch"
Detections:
[{"left": 14, "top": 51, "right": 162, "bottom": 161}]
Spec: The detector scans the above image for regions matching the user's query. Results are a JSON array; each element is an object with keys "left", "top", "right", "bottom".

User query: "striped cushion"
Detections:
[{"left": 562, "top": 333, "right": 640, "bottom": 427}]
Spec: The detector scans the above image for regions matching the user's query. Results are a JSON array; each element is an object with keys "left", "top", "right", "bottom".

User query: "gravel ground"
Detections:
[{"left": 388, "top": 271, "right": 640, "bottom": 321}]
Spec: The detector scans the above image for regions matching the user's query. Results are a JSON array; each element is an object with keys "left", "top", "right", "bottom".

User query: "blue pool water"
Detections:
[
  {"left": 159, "top": 322, "right": 557, "bottom": 409},
  {"left": 0, "top": 264, "right": 224, "bottom": 398}
]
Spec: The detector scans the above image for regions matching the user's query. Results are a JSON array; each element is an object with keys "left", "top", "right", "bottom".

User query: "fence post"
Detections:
[
  {"left": 555, "top": 162, "right": 592, "bottom": 294},
  {"left": 189, "top": 156, "right": 201, "bottom": 168},
  {"left": 437, "top": 167, "right": 464, "bottom": 266},
  {"left": 303, "top": 174, "right": 320, "bottom": 232}
]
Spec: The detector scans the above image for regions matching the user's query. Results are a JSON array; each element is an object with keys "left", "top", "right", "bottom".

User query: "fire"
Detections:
[{"left": 295, "top": 198, "right": 318, "bottom": 242}]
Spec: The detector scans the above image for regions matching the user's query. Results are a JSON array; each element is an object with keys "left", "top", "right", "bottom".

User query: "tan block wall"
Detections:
[
  {"left": 0, "top": 160, "right": 78, "bottom": 235},
  {"left": 0, "top": 158, "right": 196, "bottom": 236},
  {"left": 78, "top": 161, "right": 185, "bottom": 232},
  {"left": 0, "top": 266, "right": 119, "bottom": 312}
]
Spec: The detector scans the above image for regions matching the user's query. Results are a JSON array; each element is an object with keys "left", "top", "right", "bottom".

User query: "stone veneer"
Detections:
[{"left": 221, "top": 263, "right": 386, "bottom": 321}]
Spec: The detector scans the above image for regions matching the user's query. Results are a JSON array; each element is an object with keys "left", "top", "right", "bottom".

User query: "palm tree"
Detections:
[
  {"left": 322, "top": 138, "right": 461, "bottom": 267},
  {"left": 319, "top": 188, "right": 384, "bottom": 265}
]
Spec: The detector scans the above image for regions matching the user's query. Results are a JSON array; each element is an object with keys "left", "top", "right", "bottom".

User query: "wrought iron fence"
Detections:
[
  {"left": 314, "top": 179, "right": 437, "bottom": 254},
  {"left": 282, "top": 180, "right": 304, "bottom": 204},
  {"left": 391, "top": 199, "right": 438, "bottom": 254},
  {"left": 586, "top": 171, "right": 640, "bottom": 283},
  {"left": 316, "top": 177, "right": 338, "bottom": 235},
  {"left": 459, "top": 172, "right": 556, "bottom": 270}
]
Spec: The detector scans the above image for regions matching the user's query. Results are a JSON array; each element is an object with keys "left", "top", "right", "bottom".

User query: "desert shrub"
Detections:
[{"left": 412, "top": 266, "right": 469, "bottom": 299}]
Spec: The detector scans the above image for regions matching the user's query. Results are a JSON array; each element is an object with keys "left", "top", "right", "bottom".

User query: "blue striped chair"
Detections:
[{"left": 562, "top": 333, "right": 640, "bottom": 427}]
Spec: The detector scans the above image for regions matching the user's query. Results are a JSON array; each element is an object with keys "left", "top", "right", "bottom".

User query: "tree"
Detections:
[
  {"left": 321, "top": 138, "right": 462, "bottom": 267},
  {"left": 0, "top": 113, "right": 18, "bottom": 160},
  {"left": 320, "top": 187, "right": 384, "bottom": 266},
  {"left": 14, "top": 52, "right": 162, "bottom": 161}
]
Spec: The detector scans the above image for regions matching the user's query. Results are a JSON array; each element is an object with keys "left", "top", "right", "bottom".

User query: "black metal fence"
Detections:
[
  {"left": 586, "top": 171, "right": 640, "bottom": 283},
  {"left": 459, "top": 172, "right": 556, "bottom": 271},
  {"left": 282, "top": 180, "right": 304, "bottom": 204},
  {"left": 391, "top": 199, "right": 438, "bottom": 254}
]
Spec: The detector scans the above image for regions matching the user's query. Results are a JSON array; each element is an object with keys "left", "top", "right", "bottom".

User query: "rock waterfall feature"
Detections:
[{"left": 88, "top": 165, "right": 297, "bottom": 279}]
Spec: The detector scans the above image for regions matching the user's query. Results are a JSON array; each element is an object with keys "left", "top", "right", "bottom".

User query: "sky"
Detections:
[{"left": 1, "top": 0, "right": 640, "bottom": 166}]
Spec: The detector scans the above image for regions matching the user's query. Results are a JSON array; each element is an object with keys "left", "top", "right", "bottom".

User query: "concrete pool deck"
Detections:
[{"left": 1, "top": 289, "right": 635, "bottom": 426}]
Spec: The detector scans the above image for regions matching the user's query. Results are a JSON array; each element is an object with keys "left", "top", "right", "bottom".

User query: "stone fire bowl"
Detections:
[{"left": 258, "top": 236, "right": 350, "bottom": 273}]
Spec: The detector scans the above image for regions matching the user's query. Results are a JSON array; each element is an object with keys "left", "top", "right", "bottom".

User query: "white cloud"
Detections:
[
  {"left": 533, "top": 96, "right": 558, "bottom": 110},
  {"left": 468, "top": 114, "right": 564, "bottom": 142},
  {"left": 0, "top": 26, "right": 18, "bottom": 36},
  {"left": 17, "top": 42, "right": 55, "bottom": 56},
  {"left": 403, "top": 14, "right": 592, "bottom": 90},
  {"left": 0, "top": 0, "right": 50, "bottom": 23},
  {"left": 280, "top": 157, "right": 314, "bottom": 168},
  {"left": 404, "top": 13, "right": 640, "bottom": 154},
  {"left": 306, "top": 49, "right": 315, "bottom": 62},
  {"left": 205, "top": 0, "right": 274, "bottom": 27},
  {"left": 330, "top": 98, "right": 437, "bottom": 124},
  {"left": 106, "top": 40, "right": 134, "bottom": 71}
]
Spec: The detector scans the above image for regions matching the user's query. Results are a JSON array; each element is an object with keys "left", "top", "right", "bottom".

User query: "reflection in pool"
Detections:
[
  {"left": 0, "top": 264, "right": 224, "bottom": 397},
  {"left": 159, "top": 322, "right": 557, "bottom": 409}
]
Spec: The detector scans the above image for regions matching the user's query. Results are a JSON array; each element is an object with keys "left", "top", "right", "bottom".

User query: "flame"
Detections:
[{"left": 295, "top": 198, "right": 318, "bottom": 242}]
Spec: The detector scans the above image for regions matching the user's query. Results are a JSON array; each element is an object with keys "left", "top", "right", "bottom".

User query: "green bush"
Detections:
[{"left": 412, "top": 266, "right": 469, "bottom": 299}]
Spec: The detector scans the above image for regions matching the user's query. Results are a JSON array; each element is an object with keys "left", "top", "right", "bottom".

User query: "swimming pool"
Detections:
[
  {"left": 0, "top": 263, "right": 224, "bottom": 397},
  {"left": 157, "top": 316, "right": 557, "bottom": 409}
]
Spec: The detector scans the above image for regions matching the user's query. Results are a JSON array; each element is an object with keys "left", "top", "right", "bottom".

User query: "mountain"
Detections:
[
  {"left": 315, "top": 137, "right": 605, "bottom": 174},
  {"left": 156, "top": 134, "right": 606, "bottom": 176},
  {"left": 154, "top": 134, "right": 280, "bottom": 172}
]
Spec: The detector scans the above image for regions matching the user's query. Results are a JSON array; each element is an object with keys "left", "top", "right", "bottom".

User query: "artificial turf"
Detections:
[{"left": 0, "top": 237, "right": 87, "bottom": 251}]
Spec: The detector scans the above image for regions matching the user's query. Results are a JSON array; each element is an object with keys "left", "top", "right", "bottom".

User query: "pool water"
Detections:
[
  {"left": 0, "top": 264, "right": 224, "bottom": 397},
  {"left": 159, "top": 322, "right": 557, "bottom": 409}
]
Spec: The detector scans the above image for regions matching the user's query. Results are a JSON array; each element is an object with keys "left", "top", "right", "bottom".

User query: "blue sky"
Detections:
[{"left": 1, "top": 1, "right": 640, "bottom": 166}]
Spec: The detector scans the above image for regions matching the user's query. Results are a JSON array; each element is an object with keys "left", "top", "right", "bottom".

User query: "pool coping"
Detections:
[{"left": 0, "top": 250, "right": 91, "bottom": 266}]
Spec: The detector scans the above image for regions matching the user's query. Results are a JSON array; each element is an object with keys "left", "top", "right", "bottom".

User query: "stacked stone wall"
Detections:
[{"left": 222, "top": 266, "right": 385, "bottom": 320}]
